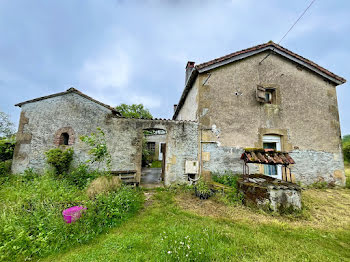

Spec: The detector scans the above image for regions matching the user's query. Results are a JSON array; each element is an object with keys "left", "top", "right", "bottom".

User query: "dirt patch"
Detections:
[
  {"left": 143, "top": 192, "right": 155, "bottom": 207},
  {"left": 176, "top": 189, "right": 350, "bottom": 230}
]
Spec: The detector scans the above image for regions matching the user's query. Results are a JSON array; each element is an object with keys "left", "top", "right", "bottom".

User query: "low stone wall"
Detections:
[{"left": 238, "top": 174, "right": 302, "bottom": 212}]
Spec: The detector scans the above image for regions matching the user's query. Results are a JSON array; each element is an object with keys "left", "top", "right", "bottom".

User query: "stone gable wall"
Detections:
[{"left": 12, "top": 93, "right": 199, "bottom": 185}]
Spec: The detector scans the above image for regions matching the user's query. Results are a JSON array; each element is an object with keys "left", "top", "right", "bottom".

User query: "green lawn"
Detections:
[{"left": 45, "top": 188, "right": 350, "bottom": 262}]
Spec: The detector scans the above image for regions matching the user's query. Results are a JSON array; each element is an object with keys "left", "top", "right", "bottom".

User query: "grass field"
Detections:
[{"left": 45, "top": 187, "right": 350, "bottom": 262}]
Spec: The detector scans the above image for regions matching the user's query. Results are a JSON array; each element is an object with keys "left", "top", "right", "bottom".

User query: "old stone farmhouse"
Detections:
[{"left": 12, "top": 42, "right": 347, "bottom": 186}]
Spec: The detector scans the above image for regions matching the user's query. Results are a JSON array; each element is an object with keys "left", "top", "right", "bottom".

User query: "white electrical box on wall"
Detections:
[{"left": 185, "top": 160, "right": 199, "bottom": 174}]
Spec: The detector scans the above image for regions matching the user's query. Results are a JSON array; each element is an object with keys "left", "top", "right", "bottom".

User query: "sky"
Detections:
[{"left": 0, "top": 0, "right": 349, "bottom": 135}]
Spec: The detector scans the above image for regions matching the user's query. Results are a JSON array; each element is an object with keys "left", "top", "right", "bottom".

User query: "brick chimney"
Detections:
[
  {"left": 185, "top": 61, "right": 195, "bottom": 85},
  {"left": 173, "top": 104, "right": 178, "bottom": 113}
]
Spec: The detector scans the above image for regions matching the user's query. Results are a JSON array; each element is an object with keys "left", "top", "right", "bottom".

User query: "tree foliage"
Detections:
[
  {"left": 342, "top": 135, "right": 350, "bottom": 145},
  {"left": 342, "top": 135, "right": 350, "bottom": 162},
  {"left": 80, "top": 127, "right": 112, "bottom": 171},
  {"left": 0, "top": 111, "right": 15, "bottom": 138},
  {"left": 115, "top": 104, "right": 153, "bottom": 119}
]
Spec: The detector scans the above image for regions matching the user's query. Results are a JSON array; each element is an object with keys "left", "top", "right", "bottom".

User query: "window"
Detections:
[
  {"left": 54, "top": 127, "right": 75, "bottom": 147},
  {"left": 147, "top": 142, "right": 155, "bottom": 153},
  {"left": 60, "top": 133, "right": 69, "bottom": 146},
  {"left": 262, "top": 135, "right": 282, "bottom": 180},
  {"left": 256, "top": 85, "right": 276, "bottom": 104}
]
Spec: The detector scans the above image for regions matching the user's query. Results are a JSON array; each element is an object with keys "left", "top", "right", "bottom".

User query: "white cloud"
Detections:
[
  {"left": 130, "top": 94, "right": 161, "bottom": 109},
  {"left": 79, "top": 45, "right": 131, "bottom": 90}
]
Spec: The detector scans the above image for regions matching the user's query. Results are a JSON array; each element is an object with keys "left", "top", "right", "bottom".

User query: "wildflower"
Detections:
[{"left": 167, "top": 251, "right": 172, "bottom": 254}]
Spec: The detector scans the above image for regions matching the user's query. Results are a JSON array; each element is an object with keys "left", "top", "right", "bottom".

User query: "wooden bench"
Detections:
[{"left": 110, "top": 170, "right": 138, "bottom": 186}]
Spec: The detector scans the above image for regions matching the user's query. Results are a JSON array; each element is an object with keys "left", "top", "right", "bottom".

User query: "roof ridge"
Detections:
[
  {"left": 15, "top": 88, "right": 121, "bottom": 115},
  {"left": 195, "top": 41, "right": 346, "bottom": 84}
]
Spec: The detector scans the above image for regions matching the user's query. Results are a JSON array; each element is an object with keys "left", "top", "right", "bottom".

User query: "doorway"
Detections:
[
  {"left": 141, "top": 128, "right": 166, "bottom": 185},
  {"left": 262, "top": 135, "right": 282, "bottom": 180}
]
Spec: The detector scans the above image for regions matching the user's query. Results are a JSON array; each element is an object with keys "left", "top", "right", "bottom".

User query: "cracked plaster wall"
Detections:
[{"left": 196, "top": 51, "right": 345, "bottom": 185}]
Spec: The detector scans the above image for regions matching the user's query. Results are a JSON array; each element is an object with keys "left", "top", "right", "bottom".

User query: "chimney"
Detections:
[
  {"left": 185, "top": 61, "right": 195, "bottom": 85},
  {"left": 173, "top": 104, "right": 178, "bottom": 113}
]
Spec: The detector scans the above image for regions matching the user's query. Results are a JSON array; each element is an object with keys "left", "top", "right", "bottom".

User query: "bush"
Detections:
[
  {"left": 0, "top": 173, "right": 143, "bottom": 261},
  {"left": 194, "top": 179, "right": 213, "bottom": 199},
  {"left": 45, "top": 147, "right": 74, "bottom": 175},
  {"left": 0, "top": 160, "right": 12, "bottom": 177},
  {"left": 343, "top": 142, "right": 350, "bottom": 163},
  {"left": 212, "top": 171, "right": 239, "bottom": 188},
  {"left": 0, "top": 138, "right": 15, "bottom": 162},
  {"left": 212, "top": 172, "right": 243, "bottom": 203},
  {"left": 67, "top": 164, "right": 100, "bottom": 189}
]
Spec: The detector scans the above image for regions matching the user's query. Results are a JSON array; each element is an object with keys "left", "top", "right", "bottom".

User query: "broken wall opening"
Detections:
[{"left": 141, "top": 128, "right": 167, "bottom": 185}]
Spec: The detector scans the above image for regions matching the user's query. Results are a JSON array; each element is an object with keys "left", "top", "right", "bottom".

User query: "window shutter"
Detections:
[{"left": 256, "top": 85, "right": 266, "bottom": 103}]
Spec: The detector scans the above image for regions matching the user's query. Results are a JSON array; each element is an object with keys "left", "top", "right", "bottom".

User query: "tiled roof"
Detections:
[
  {"left": 15, "top": 88, "right": 121, "bottom": 115},
  {"left": 173, "top": 41, "right": 346, "bottom": 120},
  {"left": 196, "top": 41, "right": 346, "bottom": 84},
  {"left": 241, "top": 148, "right": 295, "bottom": 165}
]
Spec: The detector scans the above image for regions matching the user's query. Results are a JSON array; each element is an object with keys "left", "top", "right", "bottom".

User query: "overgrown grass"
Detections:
[
  {"left": 150, "top": 160, "right": 162, "bottom": 168},
  {"left": 211, "top": 171, "right": 240, "bottom": 188},
  {"left": 0, "top": 172, "right": 143, "bottom": 261},
  {"left": 45, "top": 189, "right": 350, "bottom": 262}
]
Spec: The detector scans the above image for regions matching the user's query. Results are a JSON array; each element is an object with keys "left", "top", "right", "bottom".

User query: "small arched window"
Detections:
[
  {"left": 54, "top": 127, "right": 75, "bottom": 147},
  {"left": 60, "top": 133, "right": 69, "bottom": 146}
]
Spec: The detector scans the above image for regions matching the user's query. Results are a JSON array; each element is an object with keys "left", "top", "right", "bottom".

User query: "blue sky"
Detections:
[{"left": 0, "top": 0, "right": 349, "bottom": 135}]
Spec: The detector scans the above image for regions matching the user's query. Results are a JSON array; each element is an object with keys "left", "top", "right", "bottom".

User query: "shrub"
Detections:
[
  {"left": 212, "top": 171, "right": 239, "bottom": 188},
  {"left": 67, "top": 164, "right": 100, "bottom": 189},
  {"left": 194, "top": 179, "right": 213, "bottom": 199},
  {"left": 0, "top": 160, "right": 12, "bottom": 177},
  {"left": 212, "top": 172, "right": 243, "bottom": 204},
  {"left": 0, "top": 137, "right": 15, "bottom": 162},
  {"left": 0, "top": 173, "right": 143, "bottom": 261},
  {"left": 343, "top": 142, "right": 350, "bottom": 163},
  {"left": 45, "top": 147, "right": 74, "bottom": 174}
]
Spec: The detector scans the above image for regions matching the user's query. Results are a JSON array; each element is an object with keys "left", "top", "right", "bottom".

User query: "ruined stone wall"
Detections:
[
  {"left": 197, "top": 52, "right": 345, "bottom": 185},
  {"left": 12, "top": 93, "right": 199, "bottom": 185},
  {"left": 176, "top": 77, "right": 199, "bottom": 121}
]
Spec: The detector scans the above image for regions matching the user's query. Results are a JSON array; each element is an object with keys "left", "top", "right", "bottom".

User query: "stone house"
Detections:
[
  {"left": 173, "top": 41, "right": 346, "bottom": 186},
  {"left": 11, "top": 42, "right": 346, "bottom": 186}
]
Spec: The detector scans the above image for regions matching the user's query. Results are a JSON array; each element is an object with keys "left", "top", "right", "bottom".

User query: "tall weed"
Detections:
[{"left": 0, "top": 173, "right": 143, "bottom": 261}]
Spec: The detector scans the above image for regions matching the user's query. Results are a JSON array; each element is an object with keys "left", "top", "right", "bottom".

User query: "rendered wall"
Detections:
[
  {"left": 176, "top": 77, "right": 199, "bottom": 121},
  {"left": 197, "top": 51, "right": 345, "bottom": 186}
]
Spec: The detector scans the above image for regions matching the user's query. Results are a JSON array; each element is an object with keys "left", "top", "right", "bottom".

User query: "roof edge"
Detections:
[
  {"left": 15, "top": 88, "right": 121, "bottom": 116},
  {"left": 196, "top": 42, "right": 346, "bottom": 85},
  {"left": 172, "top": 69, "right": 198, "bottom": 120}
]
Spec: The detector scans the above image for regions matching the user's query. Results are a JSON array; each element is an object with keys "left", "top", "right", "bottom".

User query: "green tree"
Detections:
[
  {"left": 0, "top": 111, "right": 15, "bottom": 138},
  {"left": 342, "top": 135, "right": 350, "bottom": 145},
  {"left": 115, "top": 104, "right": 153, "bottom": 119},
  {"left": 342, "top": 135, "right": 350, "bottom": 163}
]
